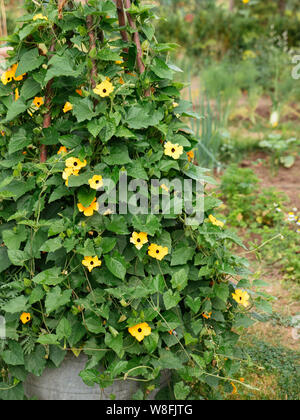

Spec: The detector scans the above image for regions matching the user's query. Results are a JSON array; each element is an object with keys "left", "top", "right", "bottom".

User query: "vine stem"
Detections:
[
  {"left": 86, "top": 14, "right": 97, "bottom": 90},
  {"left": 242, "top": 233, "right": 284, "bottom": 255},
  {"left": 40, "top": 40, "right": 56, "bottom": 163},
  {"left": 115, "top": 0, "right": 129, "bottom": 48},
  {"left": 123, "top": 0, "right": 145, "bottom": 74}
]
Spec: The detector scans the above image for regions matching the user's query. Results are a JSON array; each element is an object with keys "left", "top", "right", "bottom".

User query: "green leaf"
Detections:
[
  {"left": 8, "top": 128, "right": 31, "bottom": 154},
  {"left": 170, "top": 244, "right": 194, "bottom": 266},
  {"left": 2, "top": 341, "right": 24, "bottom": 366},
  {"left": 49, "top": 185, "right": 73, "bottom": 203},
  {"left": 32, "top": 267, "right": 63, "bottom": 286},
  {"left": 24, "top": 345, "right": 47, "bottom": 376},
  {"left": 45, "top": 287, "right": 72, "bottom": 314},
  {"left": 185, "top": 296, "right": 201, "bottom": 314},
  {"left": 163, "top": 290, "right": 181, "bottom": 310},
  {"left": 0, "top": 248, "right": 11, "bottom": 273},
  {"left": 72, "top": 97, "right": 96, "bottom": 122},
  {"left": 40, "top": 237, "right": 63, "bottom": 253},
  {"left": 102, "top": 144, "right": 132, "bottom": 166},
  {"left": 143, "top": 331, "right": 159, "bottom": 353},
  {"left": 151, "top": 57, "right": 174, "bottom": 79},
  {"left": 125, "top": 103, "right": 164, "bottom": 130},
  {"left": 85, "top": 315, "right": 105, "bottom": 334},
  {"left": 158, "top": 349, "right": 183, "bottom": 369},
  {"left": 28, "top": 286, "right": 45, "bottom": 305},
  {"left": 174, "top": 381, "right": 190, "bottom": 400},
  {"left": 171, "top": 268, "right": 188, "bottom": 291},
  {"left": 20, "top": 77, "right": 41, "bottom": 100},
  {"left": 97, "top": 48, "right": 122, "bottom": 61},
  {"left": 1, "top": 295, "right": 28, "bottom": 313},
  {"left": 104, "top": 254, "right": 127, "bottom": 280},
  {"left": 213, "top": 283, "right": 229, "bottom": 303},
  {"left": 56, "top": 318, "right": 72, "bottom": 340},
  {"left": 4, "top": 100, "right": 28, "bottom": 123},
  {"left": 105, "top": 215, "right": 129, "bottom": 235},
  {"left": 78, "top": 187, "right": 96, "bottom": 208},
  {"left": 2, "top": 227, "right": 27, "bottom": 250},
  {"left": 15, "top": 48, "right": 45, "bottom": 76},
  {"left": 7, "top": 249, "right": 30, "bottom": 266},
  {"left": 191, "top": 353, "right": 206, "bottom": 370},
  {"left": 37, "top": 334, "right": 60, "bottom": 345},
  {"left": 44, "top": 53, "right": 83, "bottom": 83},
  {"left": 104, "top": 333, "right": 124, "bottom": 358},
  {"left": 132, "top": 214, "right": 161, "bottom": 236}
]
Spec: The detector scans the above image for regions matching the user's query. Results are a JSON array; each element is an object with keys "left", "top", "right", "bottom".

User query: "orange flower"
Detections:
[
  {"left": 76, "top": 88, "right": 83, "bottom": 96},
  {"left": 187, "top": 150, "right": 194, "bottom": 162},
  {"left": 57, "top": 146, "right": 68, "bottom": 155},
  {"left": 33, "top": 97, "right": 44, "bottom": 108},
  {"left": 77, "top": 198, "right": 99, "bottom": 217},
  {"left": 63, "top": 102, "right": 73, "bottom": 113},
  {"left": 15, "top": 88, "right": 20, "bottom": 101},
  {"left": 20, "top": 312, "right": 31, "bottom": 324},
  {"left": 202, "top": 312, "right": 212, "bottom": 319}
]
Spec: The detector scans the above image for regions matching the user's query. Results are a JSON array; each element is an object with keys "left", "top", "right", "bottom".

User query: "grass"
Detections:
[{"left": 233, "top": 338, "right": 300, "bottom": 400}]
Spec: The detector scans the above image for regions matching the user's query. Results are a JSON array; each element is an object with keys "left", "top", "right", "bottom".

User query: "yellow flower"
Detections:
[
  {"left": 77, "top": 197, "right": 99, "bottom": 217},
  {"left": 115, "top": 60, "right": 124, "bottom": 65},
  {"left": 128, "top": 322, "right": 151, "bottom": 342},
  {"left": 187, "top": 150, "right": 194, "bottom": 162},
  {"left": 20, "top": 312, "right": 31, "bottom": 324},
  {"left": 242, "top": 0, "right": 250, "bottom": 3},
  {"left": 82, "top": 256, "right": 102, "bottom": 272},
  {"left": 65, "top": 157, "right": 87, "bottom": 170},
  {"left": 164, "top": 141, "right": 183, "bottom": 160},
  {"left": 33, "top": 97, "right": 44, "bottom": 108},
  {"left": 243, "top": 50, "right": 256, "bottom": 60},
  {"left": 209, "top": 215, "right": 224, "bottom": 228},
  {"left": 93, "top": 80, "right": 114, "bottom": 97},
  {"left": 232, "top": 289, "right": 250, "bottom": 308},
  {"left": 57, "top": 146, "right": 68, "bottom": 155},
  {"left": 33, "top": 14, "right": 48, "bottom": 21},
  {"left": 231, "top": 382, "right": 237, "bottom": 394},
  {"left": 63, "top": 102, "right": 73, "bottom": 113},
  {"left": 148, "top": 243, "right": 168, "bottom": 261},
  {"left": 202, "top": 312, "right": 212, "bottom": 319},
  {"left": 88, "top": 175, "right": 103, "bottom": 190},
  {"left": 130, "top": 232, "right": 148, "bottom": 250},
  {"left": 160, "top": 184, "right": 169, "bottom": 193},
  {"left": 11, "top": 63, "right": 26, "bottom": 81},
  {"left": 15, "top": 88, "right": 20, "bottom": 101},
  {"left": 1, "top": 69, "right": 14, "bottom": 85},
  {"left": 172, "top": 102, "right": 179, "bottom": 108},
  {"left": 62, "top": 167, "right": 80, "bottom": 186}
]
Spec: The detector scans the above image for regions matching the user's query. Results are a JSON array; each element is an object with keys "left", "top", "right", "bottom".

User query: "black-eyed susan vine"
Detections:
[{"left": 0, "top": 0, "right": 269, "bottom": 400}]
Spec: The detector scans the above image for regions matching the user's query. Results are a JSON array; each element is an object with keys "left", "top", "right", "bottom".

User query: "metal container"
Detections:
[{"left": 24, "top": 353, "right": 169, "bottom": 400}]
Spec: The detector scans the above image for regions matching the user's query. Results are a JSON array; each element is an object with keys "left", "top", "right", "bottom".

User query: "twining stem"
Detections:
[
  {"left": 86, "top": 15, "right": 97, "bottom": 89},
  {"left": 40, "top": 41, "right": 56, "bottom": 163},
  {"left": 116, "top": 0, "right": 129, "bottom": 46},
  {"left": 123, "top": 0, "right": 145, "bottom": 74}
]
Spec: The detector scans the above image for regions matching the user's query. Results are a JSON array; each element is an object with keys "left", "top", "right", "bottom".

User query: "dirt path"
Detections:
[
  {"left": 240, "top": 152, "right": 300, "bottom": 210},
  {"left": 236, "top": 153, "right": 300, "bottom": 351}
]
